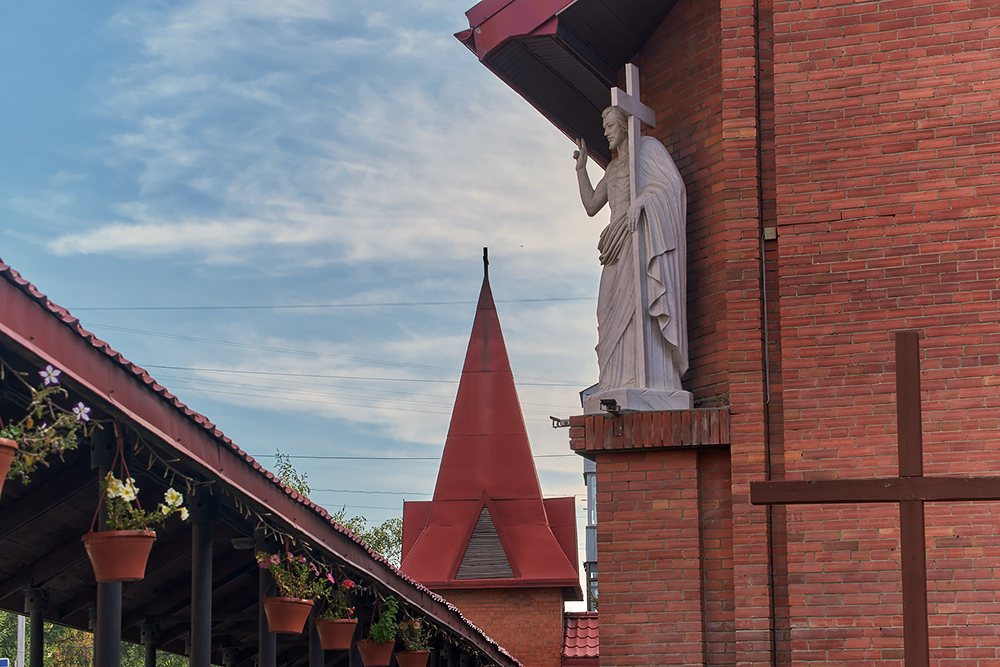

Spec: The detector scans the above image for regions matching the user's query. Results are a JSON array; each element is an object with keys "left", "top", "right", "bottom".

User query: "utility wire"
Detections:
[
  {"left": 71, "top": 296, "right": 594, "bottom": 312},
  {"left": 251, "top": 454, "right": 578, "bottom": 459},
  {"left": 84, "top": 324, "right": 592, "bottom": 386},
  {"left": 82, "top": 323, "right": 457, "bottom": 373},
  {"left": 142, "top": 364, "right": 587, "bottom": 387}
]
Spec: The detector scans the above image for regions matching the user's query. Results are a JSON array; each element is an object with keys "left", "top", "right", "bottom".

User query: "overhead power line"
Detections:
[
  {"left": 142, "top": 364, "right": 586, "bottom": 387},
  {"left": 83, "top": 323, "right": 458, "bottom": 373},
  {"left": 251, "top": 454, "right": 578, "bottom": 460},
  {"left": 70, "top": 296, "right": 594, "bottom": 312}
]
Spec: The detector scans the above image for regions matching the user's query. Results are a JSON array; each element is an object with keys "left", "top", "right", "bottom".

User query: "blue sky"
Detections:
[{"left": 1, "top": 0, "right": 608, "bottom": 553}]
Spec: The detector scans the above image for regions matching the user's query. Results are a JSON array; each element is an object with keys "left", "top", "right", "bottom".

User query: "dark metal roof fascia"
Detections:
[
  {"left": 459, "top": 0, "right": 680, "bottom": 166},
  {"left": 0, "top": 261, "right": 523, "bottom": 667},
  {"left": 479, "top": 36, "right": 613, "bottom": 167}
]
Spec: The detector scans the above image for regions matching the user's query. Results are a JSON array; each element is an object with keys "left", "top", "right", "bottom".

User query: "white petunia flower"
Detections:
[
  {"left": 165, "top": 488, "right": 183, "bottom": 508},
  {"left": 106, "top": 476, "right": 125, "bottom": 499},
  {"left": 179, "top": 507, "right": 189, "bottom": 521},
  {"left": 120, "top": 478, "right": 138, "bottom": 502}
]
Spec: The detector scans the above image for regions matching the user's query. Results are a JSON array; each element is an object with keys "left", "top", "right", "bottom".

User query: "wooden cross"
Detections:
[
  {"left": 752, "top": 330, "right": 1000, "bottom": 666},
  {"left": 610, "top": 63, "right": 656, "bottom": 387}
]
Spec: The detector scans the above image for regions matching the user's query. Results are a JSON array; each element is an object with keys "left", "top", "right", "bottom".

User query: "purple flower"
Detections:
[
  {"left": 72, "top": 403, "right": 91, "bottom": 422},
  {"left": 39, "top": 365, "right": 61, "bottom": 386}
]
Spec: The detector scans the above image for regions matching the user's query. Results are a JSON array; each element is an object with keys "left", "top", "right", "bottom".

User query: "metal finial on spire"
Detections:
[{"left": 483, "top": 247, "right": 489, "bottom": 279}]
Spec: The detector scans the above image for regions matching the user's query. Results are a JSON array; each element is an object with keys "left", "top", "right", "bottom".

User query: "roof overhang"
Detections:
[{"left": 457, "top": 0, "right": 679, "bottom": 167}]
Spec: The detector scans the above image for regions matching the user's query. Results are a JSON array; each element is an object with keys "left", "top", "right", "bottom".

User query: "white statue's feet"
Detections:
[{"left": 583, "top": 387, "right": 693, "bottom": 415}]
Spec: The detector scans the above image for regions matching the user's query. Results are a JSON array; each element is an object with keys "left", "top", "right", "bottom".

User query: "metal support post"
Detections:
[
  {"left": 255, "top": 528, "right": 277, "bottom": 667},
  {"left": 24, "top": 589, "right": 46, "bottom": 667},
  {"left": 308, "top": 607, "right": 323, "bottom": 667},
  {"left": 190, "top": 489, "right": 219, "bottom": 667},
  {"left": 91, "top": 427, "right": 121, "bottom": 667},
  {"left": 141, "top": 623, "right": 159, "bottom": 667}
]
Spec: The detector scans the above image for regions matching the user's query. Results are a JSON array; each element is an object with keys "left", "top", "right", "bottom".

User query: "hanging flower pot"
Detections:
[
  {"left": 357, "top": 639, "right": 395, "bottom": 667},
  {"left": 263, "top": 597, "right": 314, "bottom": 633},
  {"left": 0, "top": 438, "right": 17, "bottom": 496},
  {"left": 82, "top": 530, "right": 156, "bottom": 582},
  {"left": 395, "top": 650, "right": 430, "bottom": 667},
  {"left": 316, "top": 618, "right": 358, "bottom": 650}
]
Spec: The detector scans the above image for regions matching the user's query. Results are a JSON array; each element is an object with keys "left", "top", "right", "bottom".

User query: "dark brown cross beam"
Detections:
[{"left": 751, "top": 330, "right": 1000, "bottom": 667}]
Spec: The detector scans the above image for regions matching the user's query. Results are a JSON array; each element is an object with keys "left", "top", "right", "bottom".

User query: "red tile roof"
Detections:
[
  {"left": 0, "top": 257, "right": 522, "bottom": 666},
  {"left": 563, "top": 611, "right": 598, "bottom": 665}
]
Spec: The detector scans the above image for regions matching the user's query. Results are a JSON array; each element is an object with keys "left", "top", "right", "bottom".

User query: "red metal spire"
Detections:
[{"left": 401, "top": 262, "right": 581, "bottom": 594}]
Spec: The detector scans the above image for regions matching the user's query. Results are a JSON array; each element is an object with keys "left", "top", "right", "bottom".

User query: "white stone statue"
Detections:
[{"left": 575, "top": 105, "right": 691, "bottom": 413}]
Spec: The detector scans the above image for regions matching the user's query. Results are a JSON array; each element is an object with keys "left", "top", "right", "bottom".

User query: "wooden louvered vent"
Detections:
[{"left": 455, "top": 506, "right": 513, "bottom": 579}]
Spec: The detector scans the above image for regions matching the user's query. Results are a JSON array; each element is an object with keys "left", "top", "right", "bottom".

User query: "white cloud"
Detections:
[{"left": 43, "top": 0, "right": 601, "bottom": 287}]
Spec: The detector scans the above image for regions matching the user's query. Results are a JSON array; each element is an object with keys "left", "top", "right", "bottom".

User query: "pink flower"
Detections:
[
  {"left": 326, "top": 573, "right": 335, "bottom": 584},
  {"left": 270, "top": 554, "right": 281, "bottom": 565},
  {"left": 342, "top": 579, "right": 355, "bottom": 590},
  {"left": 297, "top": 556, "right": 306, "bottom": 564}
]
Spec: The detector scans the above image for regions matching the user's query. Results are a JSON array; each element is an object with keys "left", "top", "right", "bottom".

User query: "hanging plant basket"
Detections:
[
  {"left": 395, "top": 650, "right": 430, "bottom": 667},
  {"left": 316, "top": 618, "right": 358, "bottom": 651},
  {"left": 357, "top": 639, "right": 395, "bottom": 667},
  {"left": 0, "top": 438, "right": 17, "bottom": 496},
  {"left": 263, "top": 597, "right": 314, "bottom": 633},
  {"left": 82, "top": 530, "right": 156, "bottom": 582}
]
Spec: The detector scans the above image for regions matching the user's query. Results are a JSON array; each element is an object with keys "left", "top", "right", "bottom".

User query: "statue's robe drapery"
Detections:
[{"left": 595, "top": 135, "right": 688, "bottom": 392}]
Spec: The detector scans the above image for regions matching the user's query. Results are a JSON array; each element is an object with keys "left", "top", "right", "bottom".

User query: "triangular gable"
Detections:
[{"left": 456, "top": 505, "right": 514, "bottom": 580}]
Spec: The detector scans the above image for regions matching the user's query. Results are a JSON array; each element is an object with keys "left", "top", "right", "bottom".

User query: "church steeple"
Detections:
[{"left": 400, "top": 252, "right": 581, "bottom": 593}]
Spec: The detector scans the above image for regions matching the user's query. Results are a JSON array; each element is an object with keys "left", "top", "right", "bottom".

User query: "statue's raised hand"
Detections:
[{"left": 573, "top": 138, "right": 588, "bottom": 172}]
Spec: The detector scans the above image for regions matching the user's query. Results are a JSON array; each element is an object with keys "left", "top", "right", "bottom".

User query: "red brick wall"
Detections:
[
  {"left": 596, "top": 448, "right": 734, "bottom": 666},
  {"left": 633, "top": 0, "right": 727, "bottom": 403},
  {"left": 773, "top": 0, "right": 1000, "bottom": 662},
  {"left": 440, "top": 588, "right": 564, "bottom": 667}
]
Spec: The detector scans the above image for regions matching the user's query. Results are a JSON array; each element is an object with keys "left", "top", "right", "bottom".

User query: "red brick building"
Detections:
[{"left": 458, "top": 0, "right": 1000, "bottom": 664}]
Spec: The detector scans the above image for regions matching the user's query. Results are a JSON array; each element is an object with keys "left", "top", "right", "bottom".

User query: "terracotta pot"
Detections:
[
  {"left": 263, "top": 597, "right": 314, "bottom": 633},
  {"left": 316, "top": 618, "right": 358, "bottom": 650},
  {"left": 81, "top": 530, "right": 156, "bottom": 582},
  {"left": 356, "top": 639, "right": 394, "bottom": 666},
  {"left": 395, "top": 650, "right": 430, "bottom": 667},
  {"left": 0, "top": 438, "right": 17, "bottom": 496}
]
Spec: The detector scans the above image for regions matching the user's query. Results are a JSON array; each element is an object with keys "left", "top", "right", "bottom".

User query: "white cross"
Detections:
[{"left": 610, "top": 63, "right": 657, "bottom": 387}]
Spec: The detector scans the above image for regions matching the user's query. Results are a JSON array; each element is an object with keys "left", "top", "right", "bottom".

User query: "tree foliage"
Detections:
[
  {"left": 272, "top": 449, "right": 403, "bottom": 567},
  {"left": 332, "top": 508, "right": 403, "bottom": 568},
  {"left": 274, "top": 448, "right": 310, "bottom": 496},
  {"left": 0, "top": 612, "right": 186, "bottom": 666}
]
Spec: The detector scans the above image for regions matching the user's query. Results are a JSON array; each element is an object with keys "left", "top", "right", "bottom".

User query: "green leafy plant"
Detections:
[
  {"left": 367, "top": 596, "right": 399, "bottom": 644},
  {"left": 317, "top": 573, "right": 356, "bottom": 620},
  {"left": 256, "top": 551, "right": 323, "bottom": 600},
  {"left": 102, "top": 473, "right": 187, "bottom": 531},
  {"left": 1, "top": 366, "right": 93, "bottom": 484},
  {"left": 397, "top": 617, "right": 432, "bottom": 651}
]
